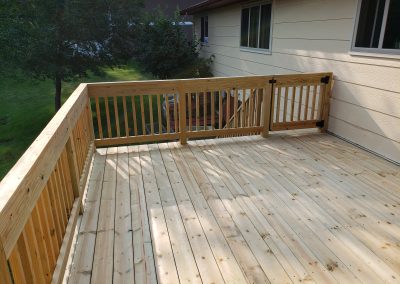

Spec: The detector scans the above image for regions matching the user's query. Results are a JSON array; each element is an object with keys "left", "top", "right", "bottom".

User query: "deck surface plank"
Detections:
[{"left": 68, "top": 131, "right": 400, "bottom": 284}]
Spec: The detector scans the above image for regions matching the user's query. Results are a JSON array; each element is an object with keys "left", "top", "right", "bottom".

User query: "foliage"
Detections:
[
  {"left": 133, "top": 11, "right": 213, "bottom": 79},
  {"left": 0, "top": 0, "right": 143, "bottom": 110},
  {"left": 0, "top": 62, "right": 150, "bottom": 180}
]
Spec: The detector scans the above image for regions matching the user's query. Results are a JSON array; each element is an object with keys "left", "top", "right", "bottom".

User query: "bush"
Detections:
[{"left": 133, "top": 11, "right": 213, "bottom": 79}]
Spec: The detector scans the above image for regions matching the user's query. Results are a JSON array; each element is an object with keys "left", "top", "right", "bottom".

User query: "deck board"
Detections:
[{"left": 68, "top": 131, "right": 400, "bottom": 284}]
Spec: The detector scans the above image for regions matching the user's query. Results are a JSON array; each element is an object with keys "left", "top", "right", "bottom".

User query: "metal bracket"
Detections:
[
  {"left": 316, "top": 120, "right": 325, "bottom": 127},
  {"left": 320, "top": 76, "right": 330, "bottom": 84},
  {"left": 269, "top": 79, "right": 277, "bottom": 84}
]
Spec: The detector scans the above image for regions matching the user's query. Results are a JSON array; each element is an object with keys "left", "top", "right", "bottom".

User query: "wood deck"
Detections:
[{"left": 67, "top": 130, "right": 400, "bottom": 284}]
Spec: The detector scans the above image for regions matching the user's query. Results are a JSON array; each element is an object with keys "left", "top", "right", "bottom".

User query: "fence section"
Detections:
[
  {"left": 0, "top": 84, "right": 94, "bottom": 283},
  {"left": 270, "top": 73, "right": 332, "bottom": 131}
]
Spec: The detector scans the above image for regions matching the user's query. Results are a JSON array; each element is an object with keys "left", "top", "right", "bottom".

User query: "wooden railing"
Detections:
[
  {"left": 0, "top": 84, "right": 94, "bottom": 284},
  {"left": 88, "top": 72, "right": 332, "bottom": 147},
  {"left": 270, "top": 73, "right": 332, "bottom": 132},
  {"left": 0, "top": 72, "right": 332, "bottom": 283}
]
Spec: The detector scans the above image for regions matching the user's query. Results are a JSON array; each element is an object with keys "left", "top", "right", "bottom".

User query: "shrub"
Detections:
[{"left": 133, "top": 11, "right": 213, "bottom": 79}]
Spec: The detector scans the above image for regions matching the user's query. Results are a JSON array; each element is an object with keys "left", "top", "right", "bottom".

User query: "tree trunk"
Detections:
[{"left": 55, "top": 75, "right": 62, "bottom": 111}]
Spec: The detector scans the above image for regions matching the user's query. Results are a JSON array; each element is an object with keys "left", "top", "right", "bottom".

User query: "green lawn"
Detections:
[{"left": 0, "top": 62, "right": 151, "bottom": 180}]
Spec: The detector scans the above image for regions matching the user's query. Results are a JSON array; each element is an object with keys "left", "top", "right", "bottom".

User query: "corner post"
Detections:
[
  {"left": 178, "top": 84, "right": 187, "bottom": 145},
  {"left": 0, "top": 239, "right": 12, "bottom": 284},
  {"left": 261, "top": 78, "right": 274, "bottom": 138},
  {"left": 321, "top": 73, "right": 333, "bottom": 132}
]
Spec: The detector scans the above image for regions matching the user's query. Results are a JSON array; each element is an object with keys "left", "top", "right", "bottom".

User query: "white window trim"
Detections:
[
  {"left": 351, "top": 0, "right": 400, "bottom": 56},
  {"left": 239, "top": 1, "right": 273, "bottom": 54}
]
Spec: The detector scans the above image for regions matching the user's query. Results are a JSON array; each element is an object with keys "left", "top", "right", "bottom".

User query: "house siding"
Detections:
[{"left": 193, "top": 0, "right": 400, "bottom": 163}]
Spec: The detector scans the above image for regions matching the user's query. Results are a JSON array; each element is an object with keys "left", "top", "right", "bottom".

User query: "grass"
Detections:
[{"left": 0, "top": 62, "right": 151, "bottom": 180}]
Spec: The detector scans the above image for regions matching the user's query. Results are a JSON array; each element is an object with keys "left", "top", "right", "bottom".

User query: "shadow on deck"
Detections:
[{"left": 68, "top": 130, "right": 400, "bottom": 284}]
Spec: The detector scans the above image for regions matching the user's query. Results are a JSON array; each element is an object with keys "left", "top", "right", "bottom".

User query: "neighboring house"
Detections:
[
  {"left": 145, "top": 0, "right": 200, "bottom": 39},
  {"left": 181, "top": 0, "right": 400, "bottom": 164},
  {"left": 145, "top": 0, "right": 200, "bottom": 18}
]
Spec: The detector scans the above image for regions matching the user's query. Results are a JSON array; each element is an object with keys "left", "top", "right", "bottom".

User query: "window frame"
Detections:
[
  {"left": 351, "top": 0, "right": 400, "bottom": 55},
  {"left": 200, "top": 15, "right": 209, "bottom": 44},
  {"left": 239, "top": 1, "right": 273, "bottom": 53}
]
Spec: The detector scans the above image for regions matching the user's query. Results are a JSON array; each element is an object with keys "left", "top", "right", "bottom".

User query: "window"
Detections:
[
  {"left": 200, "top": 16, "right": 208, "bottom": 43},
  {"left": 240, "top": 3, "right": 272, "bottom": 50},
  {"left": 353, "top": 0, "right": 400, "bottom": 53}
]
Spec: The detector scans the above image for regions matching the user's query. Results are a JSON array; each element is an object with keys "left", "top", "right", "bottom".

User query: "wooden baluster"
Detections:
[
  {"left": 52, "top": 169, "right": 67, "bottom": 231},
  {"left": 9, "top": 245, "right": 26, "bottom": 284},
  {"left": 104, "top": 97, "right": 112, "bottom": 138},
  {"left": 311, "top": 84, "right": 318, "bottom": 120},
  {"left": 57, "top": 154, "right": 72, "bottom": 215},
  {"left": 31, "top": 206, "right": 52, "bottom": 282},
  {"left": 255, "top": 89, "right": 262, "bottom": 126},
  {"left": 174, "top": 94, "right": 178, "bottom": 132},
  {"left": 48, "top": 176, "right": 64, "bottom": 242},
  {"left": 149, "top": 95, "right": 154, "bottom": 135},
  {"left": 113, "top": 97, "right": 120, "bottom": 137},
  {"left": 15, "top": 236, "right": 36, "bottom": 283},
  {"left": 219, "top": 90, "right": 223, "bottom": 129},
  {"left": 234, "top": 89, "right": 238, "bottom": 128},
  {"left": 87, "top": 99, "right": 95, "bottom": 142},
  {"left": 0, "top": 239, "right": 12, "bottom": 284},
  {"left": 94, "top": 97, "right": 103, "bottom": 139},
  {"left": 188, "top": 93, "right": 192, "bottom": 131},
  {"left": 178, "top": 87, "right": 187, "bottom": 145},
  {"left": 165, "top": 95, "right": 171, "bottom": 133},
  {"left": 282, "top": 87, "right": 288, "bottom": 123},
  {"left": 58, "top": 155, "right": 73, "bottom": 212},
  {"left": 131, "top": 96, "right": 138, "bottom": 136},
  {"left": 317, "top": 84, "right": 324, "bottom": 120},
  {"left": 262, "top": 84, "right": 273, "bottom": 138},
  {"left": 211, "top": 91, "right": 215, "bottom": 130},
  {"left": 44, "top": 185, "right": 62, "bottom": 247},
  {"left": 24, "top": 218, "right": 46, "bottom": 283},
  {"left": 62, "top": 150, "right": 74, "bottom": 208},
  {"left": 204, "top": 91, "right": 207, "bottom": 130},
  {"left": 297, "top": 85, "right": 304, "bottom": 121},
  {"left": 122, "top": 97, "right": 129, "bottom": 137},
  {"left": 196, "top": 92, "right": 200, "bottom": 131},
  {"left": 37, "top": 194, "right": 57, "bottom": 266},
  {"left": 74, "top": 124, "right": 83, "bottom": 174},
  {"left": 304, "top": 85, "right": 311, "bottom": 120},
  {"left": 157, "top": 94, "right": 162, "bottom": 134},
  {"left": 270, "top": 87, "right": 275, "bottom": 125},
  {"left": 249, "top": 89, "right": 254, "bottom": 126},
  {"left": 241, "top": 89, "right": 245, "bottom": 127},
  {"left": 66, "top": 136, "right": 81, "bottom": 205},
  {"left": 243, "top": 89, "right": 248, "bottom": 127},
  {"left": 290, "top": 86, "right": 296, "bottom": 122},
  {"left": 275, "top": 87, "right": 281, "bottom": 123},
  {"left": 140, "top": 95, "right": 146, "bottom": 135},
  {"left": 226, "top": 89, "right": 231, "bottom": 129}
]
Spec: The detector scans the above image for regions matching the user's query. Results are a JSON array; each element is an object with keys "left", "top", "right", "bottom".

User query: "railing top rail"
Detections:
[
  {"left": 87, "top": 75, "right": 274, "bottom": 97},
  {"left": 0, "top": 83, "right": 88, "bottom": 257}
]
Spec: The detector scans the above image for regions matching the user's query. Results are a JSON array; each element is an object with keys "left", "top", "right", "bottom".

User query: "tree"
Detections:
[
  {"left": 133, "top": 10, "right": 213, "bottom": 79},
  {"left": 0, "top": 0, "right": 143, "bottom": 110}
]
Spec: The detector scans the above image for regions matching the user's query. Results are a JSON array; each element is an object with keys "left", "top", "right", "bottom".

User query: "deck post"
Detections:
[
  {"left": 0, "top": 239, "right": 12, "bottom": 284},
  {"left": 178, "top": 85, "right": 187, "bottom": 145},
  {"left": 321, "top": 72, "right": 333, "bottom": 132},
  {"left": 261, "top": 78, "right": 273, "bottom": 138}
]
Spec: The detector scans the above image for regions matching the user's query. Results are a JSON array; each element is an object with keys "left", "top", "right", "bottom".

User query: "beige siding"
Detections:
[{"left": 194, "top": 0, "right": 400, "bottom": 163}]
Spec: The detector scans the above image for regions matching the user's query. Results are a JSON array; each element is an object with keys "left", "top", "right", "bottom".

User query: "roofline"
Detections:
[{"left": 180, "top": 0, "right": 244, "bottom": 15}]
